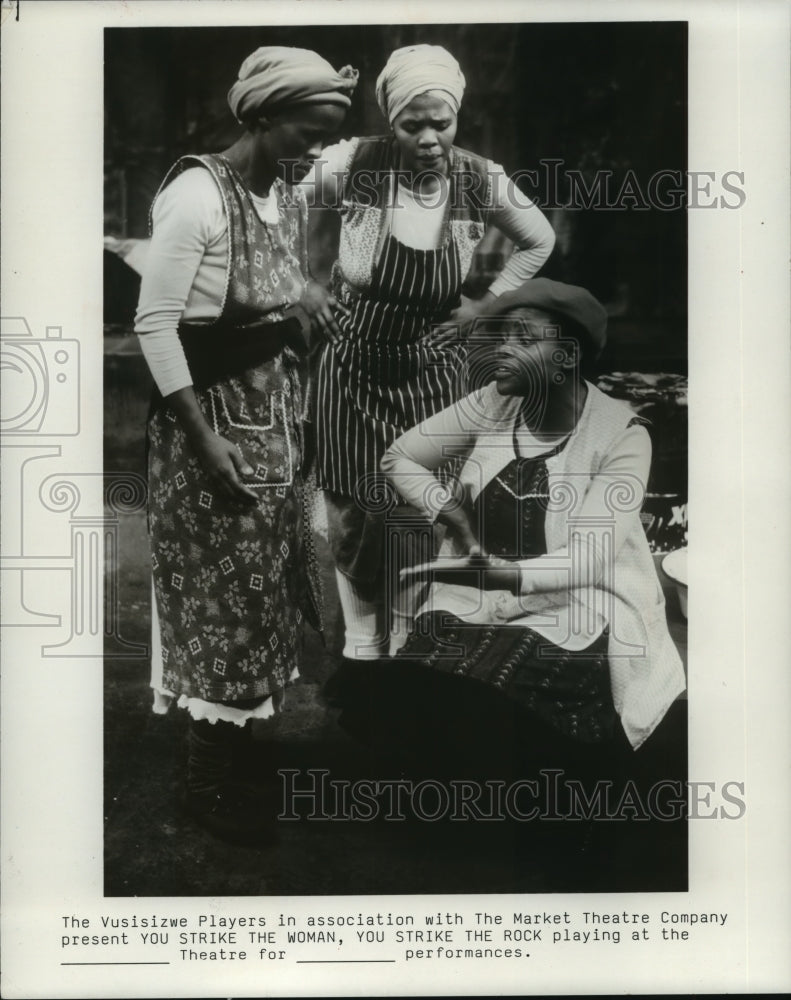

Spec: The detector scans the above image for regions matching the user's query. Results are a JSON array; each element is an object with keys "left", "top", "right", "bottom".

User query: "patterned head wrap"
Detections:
[
  {"left": 228, "top": 46, "right": 359, "bottom": 123},
  {"left": 375, "top": 44, "right": 466, "bottom": 124}
]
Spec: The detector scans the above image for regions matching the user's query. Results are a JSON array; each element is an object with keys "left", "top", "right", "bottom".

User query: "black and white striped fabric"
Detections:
[{"left": 316, "top": 231, "right": 464, "bottom": 498}]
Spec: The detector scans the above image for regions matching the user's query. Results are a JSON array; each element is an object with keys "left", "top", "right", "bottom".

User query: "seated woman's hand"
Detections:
[
  {"left": 298, "top": 279, "right": 350, "bottom": 344},
  {"left": 469, "top": 553, "right": 523, "bottom": 593},
  {"left": 190, "top": 430, "right": 259, "bottom": 506},
  {"left": 402, "top": 554, "right": 522, "bottom": 594},
  {"left": 436, "top": 480, "right": 483, "bottom": 556}
]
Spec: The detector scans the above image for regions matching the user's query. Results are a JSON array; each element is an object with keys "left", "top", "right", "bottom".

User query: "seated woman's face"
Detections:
[
  {"left": 391, "top": 93, "right": 458, "bottom": 176},
  {"left": 260, "top": 103, "right": 347, "bottom": 183},
  {"left": 492, "top": 307, "right": 578, "bottom": 397}
]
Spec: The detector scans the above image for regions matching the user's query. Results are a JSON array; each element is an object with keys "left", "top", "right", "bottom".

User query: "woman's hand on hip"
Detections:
[
  {"left": 427, "top": 293, "right": 495, "bottom": 348},
  {"left": 298, "top": 279, "right": 350, "bottom": 345},
  {"left": 426, "top": 319, "right": 463, "bottom": 349}
]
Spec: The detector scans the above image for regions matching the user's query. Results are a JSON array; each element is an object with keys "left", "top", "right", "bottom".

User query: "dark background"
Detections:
[
  {"left": 103, "top": 22, "right": 688, "bottom": 897},
  {"left": 105, "top": 21, "right": 687, "bottom": 366}
]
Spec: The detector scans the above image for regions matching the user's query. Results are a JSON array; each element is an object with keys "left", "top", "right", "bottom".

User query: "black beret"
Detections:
[{"left": 484, "top": 278, "right": 608, "bottom": 354}]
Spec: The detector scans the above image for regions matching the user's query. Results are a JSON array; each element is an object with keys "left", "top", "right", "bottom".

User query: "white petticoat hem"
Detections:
[{"left": 151, "top": 665, "right": 300, "bottom": 727}]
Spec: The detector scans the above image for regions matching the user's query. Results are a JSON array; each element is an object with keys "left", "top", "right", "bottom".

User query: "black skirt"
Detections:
[{"left": 329, "top": 614, "right": 618, "bottom": 785}]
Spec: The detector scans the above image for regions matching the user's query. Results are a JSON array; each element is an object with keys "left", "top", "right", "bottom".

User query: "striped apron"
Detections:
[
  {"left": 317, "top": 230, "right": 463, "bottom": 497},
  {"left": 316, "top": 229, "right": 464, "bottom": 583}
]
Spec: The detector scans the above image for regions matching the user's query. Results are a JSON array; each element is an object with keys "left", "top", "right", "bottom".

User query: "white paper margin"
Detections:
[{"left": 1, "top": 0, "right": 789, "bottom": 996}]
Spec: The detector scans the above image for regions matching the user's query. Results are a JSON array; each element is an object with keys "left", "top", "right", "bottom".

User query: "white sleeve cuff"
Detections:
[
  {"left": 487, "top": 170, "right": 556, "bottom": 292},
  {"left": 137, "top": 329, "right": 193, "bottom": 397},
  {"left": 487, "top": 273, "right": 515, "bottom": 298}
]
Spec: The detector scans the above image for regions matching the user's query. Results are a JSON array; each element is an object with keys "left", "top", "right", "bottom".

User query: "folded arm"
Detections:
[{"left": 381, "top": 396, "right": 483, "bottom": 513}]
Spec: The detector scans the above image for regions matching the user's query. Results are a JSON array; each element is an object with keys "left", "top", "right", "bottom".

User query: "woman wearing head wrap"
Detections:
[
  {"left": 134, "top": 46, "right": 356, "bottom": 844},
  {"left": 300, "top": 44, "right": 556, "bottom": 671},
  {"left": 336, "top": 281, "right": 686, "bottom": 883}
]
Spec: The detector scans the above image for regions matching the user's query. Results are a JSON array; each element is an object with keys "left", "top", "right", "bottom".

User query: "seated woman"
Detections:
[{"left": 331, "top": 279, "right": 686, "bottom": 800}]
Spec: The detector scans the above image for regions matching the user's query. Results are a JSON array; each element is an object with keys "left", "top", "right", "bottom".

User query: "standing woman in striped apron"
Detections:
[
  {"left": 300, "top": 44, "right": 556, "bottom": 666},
  {"left": 135, "top": 47, "right": 357, "bottom": 844}
]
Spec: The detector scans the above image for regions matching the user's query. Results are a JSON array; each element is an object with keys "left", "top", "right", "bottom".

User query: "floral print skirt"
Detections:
[{"left": 147, "top": 351, "right": 318, "bottom": 703}]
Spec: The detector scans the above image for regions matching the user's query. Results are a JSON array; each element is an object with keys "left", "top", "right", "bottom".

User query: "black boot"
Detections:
[
  {"left": 183, "top": 718, "right": 277, "bottom": 846},
  {"left": 322, "top": 657, "right": 369, "bottom": 708},
  {"left": 224, "top": 720, "right": 277, "bottom": 794}
]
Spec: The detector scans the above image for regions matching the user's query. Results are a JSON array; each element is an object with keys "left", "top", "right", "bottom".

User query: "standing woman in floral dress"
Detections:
[{"left": 134, "top": 47, "right": 357, "bottom": 843}]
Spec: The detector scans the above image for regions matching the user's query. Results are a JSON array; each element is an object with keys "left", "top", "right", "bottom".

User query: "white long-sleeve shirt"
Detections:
[
  {"left": 134, "top": 166, "right": 282, "bottom": 396},
  {"left": 300, "top": 138, "right": 555, "bottom": 293}
]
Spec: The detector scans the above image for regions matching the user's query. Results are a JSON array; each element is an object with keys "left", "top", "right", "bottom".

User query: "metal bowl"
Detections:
[{"left": 662, "top": 548, "right": 688, "bottom": 619}]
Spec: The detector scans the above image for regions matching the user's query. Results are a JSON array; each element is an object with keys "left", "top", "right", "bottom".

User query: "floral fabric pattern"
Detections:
[
  {"left": 147, "top": 154, "right": 317, "bottom": 704},
  {"left": 148, "top": 353, "right": 315, "bottom": 702}
]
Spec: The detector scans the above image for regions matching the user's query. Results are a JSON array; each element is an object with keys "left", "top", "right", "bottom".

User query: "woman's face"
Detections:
[
  {"left": 258, "top": 102, "right": 347, "bottom": 183},
  {"left": 491, "top": 308, "right": 578, "bottom": 398},
  {"left": 391, "top": 93, "right": 457, "bottom": 176}
]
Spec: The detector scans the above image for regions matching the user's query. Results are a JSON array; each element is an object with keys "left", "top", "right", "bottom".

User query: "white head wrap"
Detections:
[
  {"left": 228, "top": 46, "right": 358, "bottom": 123},
  {"left": 375, "top": 44, "right": 466, "bottom": 124}
]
